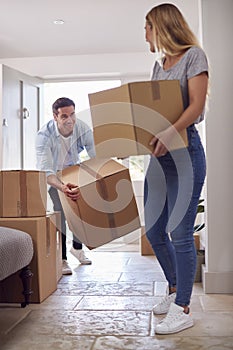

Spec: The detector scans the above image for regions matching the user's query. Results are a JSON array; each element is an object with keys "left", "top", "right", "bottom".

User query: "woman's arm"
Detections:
[
  {"left": 173, "top": 72, "right": 208, "bottom": 132},
  {"left": 150, "top": 72, "right": 208, "bottom": 157}
]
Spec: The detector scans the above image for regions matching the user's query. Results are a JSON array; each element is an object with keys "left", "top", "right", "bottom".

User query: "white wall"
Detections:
[
  {"left": 202, "top": 0, "right": 233, "bottom": 293},
  {"left": 0, "top": 52, "right": 155, "bottom": 81},
  {"left": 0, "top": 0, "right": 202, "bottom": 80}
]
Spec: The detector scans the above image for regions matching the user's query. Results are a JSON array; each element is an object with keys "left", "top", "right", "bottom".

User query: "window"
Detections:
[
  {"left": 43, "top": 79, "right": 145, "bottom": 180},
  {"left": 43, "top": 80, "right": 121, "bottom": 125}
]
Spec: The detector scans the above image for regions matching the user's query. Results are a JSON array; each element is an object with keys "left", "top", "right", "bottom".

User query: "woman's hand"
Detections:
[
  {"left": 61, "top": 183, "right": 80, "bottom": 201},
  {"left": 149, "top": 126, "right": 176, "bottom": 157}
]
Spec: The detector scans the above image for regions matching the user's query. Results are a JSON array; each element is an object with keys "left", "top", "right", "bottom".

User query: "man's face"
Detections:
[{"left": 53, "top": 105, "right": 76, "bottom": 136}]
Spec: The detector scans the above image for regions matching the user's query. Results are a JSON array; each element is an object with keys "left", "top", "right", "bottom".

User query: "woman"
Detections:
[{"left": 144, "top": 4, "right": 208, "bottom": 334}]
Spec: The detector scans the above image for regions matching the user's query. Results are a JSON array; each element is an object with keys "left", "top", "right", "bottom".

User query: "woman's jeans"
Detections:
[
  {"left": 144, "top": 125, "right": 206, "bottom": 306},
  {"left": 48, "top": 186, "right": 82, "bottom": 260}
]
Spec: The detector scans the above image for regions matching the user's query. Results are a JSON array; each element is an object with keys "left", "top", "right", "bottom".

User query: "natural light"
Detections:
[
  {"left": 43, "top": 80, "right": 121, "bottom": 126},
  {"left": 43, "top": 79, "right": 145, "bottom": 181}
]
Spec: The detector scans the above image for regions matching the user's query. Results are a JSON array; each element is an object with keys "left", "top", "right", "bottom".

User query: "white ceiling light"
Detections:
[{"left": 53, "top": 19, "right": 65, "bottom": 25}]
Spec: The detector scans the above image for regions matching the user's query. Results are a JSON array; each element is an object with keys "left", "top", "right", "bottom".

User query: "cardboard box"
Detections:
[
  {"left": 0, "top": 213, "right": 59, "bottom": 303},
  {"left": 140, "top": 226, "right": 155, "bottom": 256},
  {"left": 45, "top": 210, "right": 63, "bottom": 282},
  {"left": 0, "top": 170, "right": 47, "bottom": 217},
  {"left": 88, "top": 80, "right": 188, "bottom": 158},
  {"left": 194, "top": 232, "right": 200, "bottom": 251},
  {"left": 58, "top": 158, "right": 141, "bottom": 249},
  {"left": 52, "top": 211, "right": 63, "bottom": 282},
  {"left": 140, "top": 227, "right": 200, "bottom": 255}
]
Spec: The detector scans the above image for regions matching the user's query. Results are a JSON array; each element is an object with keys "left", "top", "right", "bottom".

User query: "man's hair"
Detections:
[{"left": 52, "top": 97, "right": 75, "bottom": 114}]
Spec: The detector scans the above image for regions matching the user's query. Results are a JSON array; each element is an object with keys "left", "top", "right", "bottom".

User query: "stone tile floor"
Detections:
[{"left": 0, "top": 248, "right": 233, "bottom": 350}]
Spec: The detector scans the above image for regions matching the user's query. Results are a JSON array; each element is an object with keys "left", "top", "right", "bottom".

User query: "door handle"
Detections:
[
  {"left": 22, "top": 107, "right": 30, "bottom": 119},
  {"left": 2, "top": 118, "right": 8, "bottom": 126}
]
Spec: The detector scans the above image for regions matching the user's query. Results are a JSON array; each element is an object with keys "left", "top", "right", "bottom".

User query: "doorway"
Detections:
[{"left": 1, "top": 64, "right": 42, "bottom": 170}]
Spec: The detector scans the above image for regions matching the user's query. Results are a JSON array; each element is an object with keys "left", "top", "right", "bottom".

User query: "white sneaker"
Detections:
[
  {"left": 70, "top": 248, "right": 92, "bottom": 265},
  {"left": 62, "top": 260, "right": 72, "bottom": 275},
  {"left": 153, "top": 292, "right": 176, "bottom": 315},
  {"left": 155, "top": 302, "right": 194, "bottom": 334}
]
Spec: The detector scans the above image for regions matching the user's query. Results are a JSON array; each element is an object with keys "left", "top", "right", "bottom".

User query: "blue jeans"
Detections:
[
  {"left": 144, "top": 125, "right": 206, "bottom": 306},
  {"left": 48, "top": 186, "right": 82, "bottom": 260}
]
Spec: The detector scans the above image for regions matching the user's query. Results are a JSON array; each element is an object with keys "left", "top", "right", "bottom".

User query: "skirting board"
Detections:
[{"left": 202, "top": 265, "right": 233, "bottom": 293}]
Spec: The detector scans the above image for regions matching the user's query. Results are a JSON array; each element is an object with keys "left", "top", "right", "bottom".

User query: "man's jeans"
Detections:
[{"left": 48, "top": 186, "right": 82, "bottom": 260}]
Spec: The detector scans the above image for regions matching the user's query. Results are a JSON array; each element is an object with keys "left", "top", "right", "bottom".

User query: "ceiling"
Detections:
[{"left": 0, "top": 0, "right": 199, "bottom": 59}]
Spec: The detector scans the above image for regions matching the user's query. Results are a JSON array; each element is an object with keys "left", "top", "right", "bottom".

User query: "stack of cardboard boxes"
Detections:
[{"left": 0, "top": 170, "right": 62, "bottom": 303}]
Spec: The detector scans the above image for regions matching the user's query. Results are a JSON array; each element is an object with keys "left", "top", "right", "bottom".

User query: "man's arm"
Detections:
[
  {"left": 47, "top": 174, "right": 64, "bottom": 192},
  {"left": 36, "top": 125, "right": 80, "bottom": 201},
  {"left": 36, "top": 130, "right": 55, "bottom": 177},
  {"left": 48, "top": 174, "right": 80, "bottom": 201}
]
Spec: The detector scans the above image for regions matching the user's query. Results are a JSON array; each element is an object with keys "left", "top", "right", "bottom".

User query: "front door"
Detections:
[{"left": 1, "top": 64, "right": 42, "bottom": 169}]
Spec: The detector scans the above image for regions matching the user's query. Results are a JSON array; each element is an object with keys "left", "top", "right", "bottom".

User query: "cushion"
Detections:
[{"left": 0, "top": 227, "right": 33, "bottom": 281}]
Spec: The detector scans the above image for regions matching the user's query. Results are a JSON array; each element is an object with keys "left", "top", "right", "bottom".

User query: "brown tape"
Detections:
[
  {"left": 151, "top": 81, "right": 160, "bottom": 100},
  {"left": 46, "top": 216, "right": 51, "bottom": 257},
  {"left": 19, "top": 171, "right": 27, "bottom": 216}
]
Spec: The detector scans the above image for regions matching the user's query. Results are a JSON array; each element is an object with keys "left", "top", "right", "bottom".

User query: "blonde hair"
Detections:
[{"left": 146, "top": 3, "right": 200, "bottom": 56}]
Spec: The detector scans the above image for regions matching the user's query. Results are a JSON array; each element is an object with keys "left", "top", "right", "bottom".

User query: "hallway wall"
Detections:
[{"left": 202, "top": 0, "right": 233, "bottom": 293}]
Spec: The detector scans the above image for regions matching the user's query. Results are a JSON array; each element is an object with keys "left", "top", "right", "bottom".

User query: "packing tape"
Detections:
[
  {"left": 151, "top": 81, "right": 160, "bottom": 100},
  {"left": 20, "top": 171, "right": 27, "bottom": 216},
  {"left": 46, "top": 216, "right": 51, "bottom": 257}
]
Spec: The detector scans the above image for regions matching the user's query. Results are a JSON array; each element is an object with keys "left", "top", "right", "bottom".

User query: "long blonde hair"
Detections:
[{"left": 146, "top": 3, "right": 200, "bottom": 56}]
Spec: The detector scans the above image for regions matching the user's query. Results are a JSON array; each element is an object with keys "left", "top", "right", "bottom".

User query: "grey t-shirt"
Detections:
[{"left": 151, "top": 46, "right": 208, "bottom": 123}]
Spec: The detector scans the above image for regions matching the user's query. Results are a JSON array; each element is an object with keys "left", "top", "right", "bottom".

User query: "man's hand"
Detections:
[{"left": 61, "top": 183, "right": 80, "bottom": 201}]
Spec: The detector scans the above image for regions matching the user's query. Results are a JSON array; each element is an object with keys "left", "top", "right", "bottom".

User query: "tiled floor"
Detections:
[{"left": 0, "top": 246, "right": 233, "bottom": 350}]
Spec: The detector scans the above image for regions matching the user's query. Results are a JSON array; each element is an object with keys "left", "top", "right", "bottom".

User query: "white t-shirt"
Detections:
[{"left": 58, "top": 134, "right": 73, "bottom": 170}]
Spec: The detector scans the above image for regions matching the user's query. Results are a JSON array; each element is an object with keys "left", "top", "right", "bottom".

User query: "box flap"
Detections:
[{"left": 58, "top": 158, "right": 128, "bottom": 188}]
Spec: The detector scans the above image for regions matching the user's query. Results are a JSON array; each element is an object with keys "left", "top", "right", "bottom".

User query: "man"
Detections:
[{"left": 36, "top": 97, "right": 96, "bottom": 275}]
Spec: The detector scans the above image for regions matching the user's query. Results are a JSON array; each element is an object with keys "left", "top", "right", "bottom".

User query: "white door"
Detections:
[
  {"left": 22, "top": 80, "right": 41, "bottom": 169},
  {"left": 1, "top": 64, "right": 42, "bottom": 170}
]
